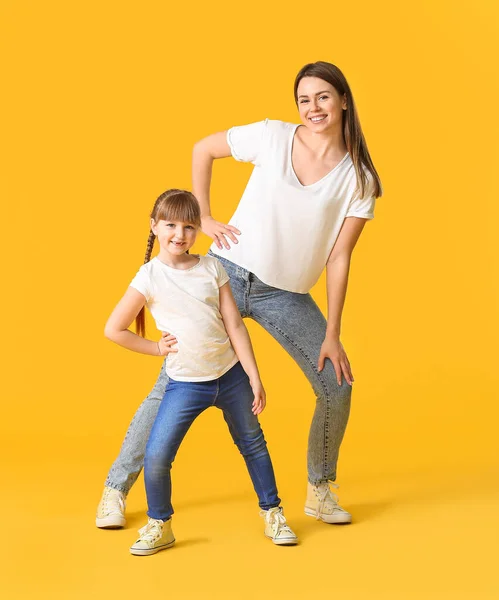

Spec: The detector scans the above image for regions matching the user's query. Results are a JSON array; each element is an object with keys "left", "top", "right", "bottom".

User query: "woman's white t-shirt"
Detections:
[
  {"left": 130, "top": 255, "right": 238, "bottom": 382},
  {"left": 210, "top": 119, "right": 376, "bottom": 294}
]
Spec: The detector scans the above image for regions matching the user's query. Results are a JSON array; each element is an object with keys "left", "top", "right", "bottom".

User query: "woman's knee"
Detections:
[{"left": 311, "top": 362, "right": 352, "bottom": 402}]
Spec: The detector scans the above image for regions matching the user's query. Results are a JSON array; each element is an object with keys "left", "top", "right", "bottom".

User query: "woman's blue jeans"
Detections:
[
  {"left": 105, "top": 252, "right": 352, "bottom": 493},
  {"left": 145, "top": 362, "right": 280, "bottom": 520}
]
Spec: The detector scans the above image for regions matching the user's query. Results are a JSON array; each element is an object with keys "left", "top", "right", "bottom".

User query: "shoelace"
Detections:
[
  {"left": 261, "top": 508, "right": 293, "bottom": 536},
  {"left": 103, "top": 489, "right": 125, "bottom": 515},
  {"left": 314, "top": 482, "right": 340, "bottom": 520},
  {"left": 137, "top": 519, "right": 163, "bottom": 543}
]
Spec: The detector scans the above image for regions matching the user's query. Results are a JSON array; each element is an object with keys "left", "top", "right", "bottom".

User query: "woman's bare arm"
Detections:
[{"left": 192, "top": 132, "right": 241, "bottom": 249}]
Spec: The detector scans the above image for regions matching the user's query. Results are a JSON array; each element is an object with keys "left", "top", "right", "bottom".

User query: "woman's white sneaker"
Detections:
[
  {"left": 96, "top": 486, "right": 126, "bottom": 528},
  {"left": 260, "top": 507, "right": 298, "bottom": 545},
  {"left": 304, "top": 481, "right": 352, "bottom": 524},
  {"left": 130, "top": 518, "right": 175, "bottom": 556}
]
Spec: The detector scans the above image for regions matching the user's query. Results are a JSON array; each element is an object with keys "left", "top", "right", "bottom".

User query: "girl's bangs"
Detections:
[{"left": 156, "top": 193, "right": 201, "bottom": 226}]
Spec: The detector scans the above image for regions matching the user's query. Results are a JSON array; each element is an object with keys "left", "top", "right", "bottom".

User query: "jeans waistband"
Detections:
[{"left": 207, "top": 249, "right": 252, "bottom": 281}]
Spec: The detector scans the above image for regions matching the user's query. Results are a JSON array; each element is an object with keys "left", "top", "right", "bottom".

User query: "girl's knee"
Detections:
[{"left": 237, "top": 430, "right": 268, "bottom": 458}]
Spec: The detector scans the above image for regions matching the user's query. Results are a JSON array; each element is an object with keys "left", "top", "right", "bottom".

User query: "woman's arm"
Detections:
[
  {"left": 219, "top": 282, "right": 266, "bottom": 414},
  {"left": 104, "top": 287, "right": 178, "bottom": 357},
  {"left": 192, "top": 132, "right": 241, "bottom": 249},
  {"left": 319, "top": 217, "right": 368, "bottom": 385}
]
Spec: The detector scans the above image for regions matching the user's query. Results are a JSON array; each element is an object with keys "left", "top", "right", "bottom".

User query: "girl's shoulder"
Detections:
[{"left": 201, "top": 254, "right": 221, "bottom": 271}]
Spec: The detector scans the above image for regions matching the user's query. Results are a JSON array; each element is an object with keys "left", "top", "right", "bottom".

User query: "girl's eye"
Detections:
[
  {"left": 166, "top": 223, "right": 175, "bottom": 228},
  {"left": 186, "top": 226, "right": 194, "bottom": 230}
]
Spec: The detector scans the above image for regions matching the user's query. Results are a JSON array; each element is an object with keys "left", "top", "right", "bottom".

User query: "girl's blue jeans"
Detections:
[
  {"left": 105, "top": 252, "right": 352, "bottom": 494},
  {"left": 144, "top": 362, "right": 280, "bottom": 520}
]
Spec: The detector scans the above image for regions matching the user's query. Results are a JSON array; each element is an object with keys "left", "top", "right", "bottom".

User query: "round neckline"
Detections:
[
  {"left": 289, "top": 124, "right": 350, "bottom": 188},
  {"left": 154, "top": 254, "right": 202, "bottom": 272}
]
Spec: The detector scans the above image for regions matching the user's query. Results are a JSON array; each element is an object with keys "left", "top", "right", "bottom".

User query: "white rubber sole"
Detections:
[
  {"left": 130, "top": 539, "right": 176, "bottom": 556},
  {"left": 265, "top": 534, "right": 298, "bottom": 546},
  {"left": 96, "top": 515, "right": 126, "bottom": 529},
  {"left": 304, "top": 507, "right": 352, "bottom": 524}
]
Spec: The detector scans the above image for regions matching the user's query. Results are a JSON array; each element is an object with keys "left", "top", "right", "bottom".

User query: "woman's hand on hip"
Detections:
[
  {"left": 250, "top": 378, "right": 266, "bottom": 415},
  {"left": 158, "top": 332, "right": 179, "bottom": 356},
  {"left": 201, "top": 216, "right": 241, "bottom": 250},
  {"left": 318, "top": 337, "right": 354, "bottom": 386}
]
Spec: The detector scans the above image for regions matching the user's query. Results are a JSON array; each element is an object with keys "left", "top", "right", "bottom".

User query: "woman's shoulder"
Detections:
[{"left": 265, "top": 119, "right": 298, "bottom": 135}]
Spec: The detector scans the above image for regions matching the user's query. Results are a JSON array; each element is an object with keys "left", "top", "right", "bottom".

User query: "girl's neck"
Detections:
[{"left": 157, "top": 249, "right": 199, "bottom": 270}]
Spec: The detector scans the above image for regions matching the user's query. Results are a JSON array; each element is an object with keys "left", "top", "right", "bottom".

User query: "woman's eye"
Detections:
[
  {"left": 319, "top": 95, "right": 329, "bottom": 100},
  {"left": 300, "top": 99, "right": 309, "bottom": 104}
]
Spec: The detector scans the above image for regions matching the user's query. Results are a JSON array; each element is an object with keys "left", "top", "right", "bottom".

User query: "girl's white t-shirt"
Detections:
[
  {"left": 210, "top": 119, "right": 376, "bottom": 294},
  {"left": 130, "top": 255, "right": 238, "bottom": 382}
]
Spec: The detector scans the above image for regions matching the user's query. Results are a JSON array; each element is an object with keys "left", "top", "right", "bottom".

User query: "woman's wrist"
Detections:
[{"left": 325, "top": 326, "right": 340, "bottom": 340}]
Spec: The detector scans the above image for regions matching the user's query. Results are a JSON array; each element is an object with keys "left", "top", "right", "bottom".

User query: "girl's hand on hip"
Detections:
[
  {"left": 201, "top": 216, "right": 241, "bottom": 250},
  {"left": 158, "top": 332, "right": 179, "bottom": 356},
  {"left": 318, "top": 337, "right": 354, "bottom": 386},
  {"left": 250, "top": 379, "right": 266, "bottom": 415}
]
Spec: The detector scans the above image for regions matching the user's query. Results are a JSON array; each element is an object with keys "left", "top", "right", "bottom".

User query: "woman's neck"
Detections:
[{"left": 298, "top": 124, "right": 347, "bottom": 160}]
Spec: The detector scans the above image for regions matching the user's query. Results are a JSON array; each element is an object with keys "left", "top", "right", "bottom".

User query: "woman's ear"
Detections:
[{"left": 342, "top": 93, "right": 347, "bottom": 110}]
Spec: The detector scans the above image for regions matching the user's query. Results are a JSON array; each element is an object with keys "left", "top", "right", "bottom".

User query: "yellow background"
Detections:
[{"left": 1, "top": 0, "right": 498, "bottom": 598}]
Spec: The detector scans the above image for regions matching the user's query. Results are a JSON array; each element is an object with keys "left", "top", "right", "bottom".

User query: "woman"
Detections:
[{"left": 97, "top": 61, "right": 382, "bottom": 529}]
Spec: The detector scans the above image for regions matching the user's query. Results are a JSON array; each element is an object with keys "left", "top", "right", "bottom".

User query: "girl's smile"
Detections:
[{"left": 151, "top": 219, "right": 198, "bottom": 266}]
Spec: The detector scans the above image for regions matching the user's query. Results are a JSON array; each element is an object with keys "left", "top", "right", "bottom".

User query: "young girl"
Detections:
[{"left": 104, "top": 189, "right": 297, "bottom": 555}]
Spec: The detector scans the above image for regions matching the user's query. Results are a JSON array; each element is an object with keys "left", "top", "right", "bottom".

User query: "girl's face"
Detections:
[
  {"left": 151, "top": 219, "right": 198, "bottom": 256},
  {"left": 296, "top": 76, "right": 347, "bottom": 133}
]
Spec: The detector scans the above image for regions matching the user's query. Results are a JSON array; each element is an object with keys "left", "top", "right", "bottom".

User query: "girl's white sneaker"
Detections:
[
  {"left": 260, "top": 507, "right": 298, "bottom": 545},
  {"left": 130, "top": 518, "right": 175, "bottom": 556},
  {"left": 96, "top": 486, "right": 126, "bottom": 528},
  {"left": 304, "top": 481, "right": 352, "bottom": 524}
]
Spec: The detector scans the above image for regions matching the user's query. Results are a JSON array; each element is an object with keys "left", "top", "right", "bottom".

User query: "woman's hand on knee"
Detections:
[{"left": 318, "top": 338, "right": 354, "bottom": 386}]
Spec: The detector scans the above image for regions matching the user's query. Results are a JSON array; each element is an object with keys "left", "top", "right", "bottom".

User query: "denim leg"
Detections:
[
  {"left": 105, "top": 361, "right": 169, "bottom": 495},
  {"left": 215, "top": 362, "right": 281, "bottom": 510},
  {"left": 145, "top": 379, "right": 215, "bottom": 521},
  {"left": 248, "top": 278, "right": 351, "bottom": 485}
]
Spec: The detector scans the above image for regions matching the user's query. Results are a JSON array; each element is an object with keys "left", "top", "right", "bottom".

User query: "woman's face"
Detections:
[{"left": 296, "top": 76, "right": 346, "bottom": 133}]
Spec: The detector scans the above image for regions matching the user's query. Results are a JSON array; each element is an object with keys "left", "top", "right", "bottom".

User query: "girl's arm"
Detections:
[
  {"left": 319, "top": 217, "right": 367, "bottom": 385},
  {"left": 104, "top": 287, "right": 178, "bottom": 357},
  {"left": 219, "top": 282, "right": 266, "bottom": 415},
  {"left": 192, "top": 132, "right": 241, "bottom": 250}
]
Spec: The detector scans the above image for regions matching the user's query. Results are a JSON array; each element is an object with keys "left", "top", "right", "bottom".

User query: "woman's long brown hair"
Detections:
[
  {"left": 135, "top": 189, "right": 201, "bottom": 337},
  {"left": 294, "top": 61, "right": 382, "bottom": 199}
]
